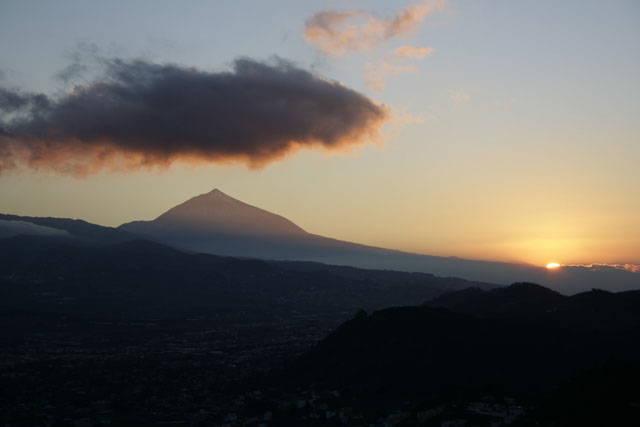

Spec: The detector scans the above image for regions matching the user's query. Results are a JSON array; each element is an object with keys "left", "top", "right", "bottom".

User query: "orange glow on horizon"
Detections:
[{"left": 546, "top": 262, "right": 561, "bottom": 269}]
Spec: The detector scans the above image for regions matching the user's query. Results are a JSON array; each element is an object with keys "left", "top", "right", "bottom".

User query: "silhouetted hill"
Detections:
[
  {"left": 290, "top": 292, "right": 640, "bottom": 402},
  {"left": 532, "top": 362, "right": 640, "bottom": 426},
  {"left": 425, "top": 282, "right": 640, "bottom": 329},
  {"left": 425, "top": 282, "right": 563, "bottom": 319}
]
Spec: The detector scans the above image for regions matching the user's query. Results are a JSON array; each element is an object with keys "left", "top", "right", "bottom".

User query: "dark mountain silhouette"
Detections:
[
  {"left": 425, "top": 282, "right": 565, "bottom": 319},
  {"left": 122, "top": 189, "right": 307, "bottom": 238},
  {"left": 288, "top": 283, "right": 640, "bottom": 406},
  {"left": 119, "top": 188, "right": 419, "bottom": 265},
  {"left": 425, "top": 282, "right": 640, "bottom": 329}
]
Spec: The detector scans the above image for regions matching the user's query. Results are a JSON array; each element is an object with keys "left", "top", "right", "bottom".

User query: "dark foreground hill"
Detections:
[
  {"left": 263, "top": 283, "right": 640, "bottom": 425},
  {"left": 425, "top": 281, "right": 640, "bottom": 329},
  {"left": 292, "top": 305, "right": 640, "bottom": 395}
]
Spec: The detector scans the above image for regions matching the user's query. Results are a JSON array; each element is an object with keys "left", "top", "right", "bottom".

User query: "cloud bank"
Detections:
[
  {"left": 0, "top": 57, "right": 388, "bottom": 175},
  {"left": 565, "top": 263, "right": 640, "bottom": 274},
  {"left": 304, "top": 0, "right": 445, "bottom": 55},
  {"left": 0, "top": 219, "right": 70, "bottom": 238}
]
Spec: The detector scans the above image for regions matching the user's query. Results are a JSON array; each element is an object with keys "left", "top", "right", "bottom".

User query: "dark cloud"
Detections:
[{"left": 0, "top": 57, "right": 388, "bottom": 175}]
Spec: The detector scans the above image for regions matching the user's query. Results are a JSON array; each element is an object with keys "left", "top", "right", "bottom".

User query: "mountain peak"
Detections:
[
  {"left": 189, "top": 188, "right": 258, "bottom": 211},
  {"left": 125, "top": 189, "right": 307, "bottom": 237},
  {"left": 196, "top": 188, "right": 238, "bottom": 203}
]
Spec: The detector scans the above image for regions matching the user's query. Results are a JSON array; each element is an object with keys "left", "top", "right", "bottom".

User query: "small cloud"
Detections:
[
  {"left": 391, "top": 109, "right": 426, "bottom": 126},
  {"left": 448, "top": 90, "right": 471, "bottom": 104},
  {"left": 365, "top": 62, "right": 418, "bottom": 91},
  {"left": 395, "top": 45, "right": 434, "bottom": 59},
  {"left": 381, "top": 108, "right": 433, "bottom": 143},
  {"left": 304, "top": 0, "right": 446, "bottom": 56},
  {"left": 365, "top": 44, "right": 433, "bottom": 91}
]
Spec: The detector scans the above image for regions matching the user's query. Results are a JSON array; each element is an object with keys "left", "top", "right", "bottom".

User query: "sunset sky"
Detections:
[{"left": 1, "top": 0, "right": 639, "bottom": 267}]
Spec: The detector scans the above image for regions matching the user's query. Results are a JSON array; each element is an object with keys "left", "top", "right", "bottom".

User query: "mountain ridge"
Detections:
[{"left": 2, "top": 188, "right": 639, "bottom": 294}]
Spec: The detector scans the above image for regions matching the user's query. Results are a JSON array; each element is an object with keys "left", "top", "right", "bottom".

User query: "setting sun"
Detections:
[{"left": 546, "top": 262, "right": 561, "bottom": 269}]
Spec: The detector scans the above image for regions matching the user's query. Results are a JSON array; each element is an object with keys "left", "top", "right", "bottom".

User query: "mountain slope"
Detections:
[
  {"left": 0, "top": 234, "right": 493, "bottom": 319},
  {"left": 118, "top": 189, "right": 537, "bottom": 278},
  {"left": 118, "top": 189, "right": 640, "bottom": 294}
]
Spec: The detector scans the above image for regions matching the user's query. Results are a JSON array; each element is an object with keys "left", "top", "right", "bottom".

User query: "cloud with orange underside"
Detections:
[
  {"left": 0, "top": 57, "right": 389, "bottom": 176},
  {"left": 304, "top": 0, "right": 446, "bottom": 56}
]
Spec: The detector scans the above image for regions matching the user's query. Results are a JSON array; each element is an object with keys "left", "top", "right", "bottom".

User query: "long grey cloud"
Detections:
[{"left": 0, "top": 57, "right": 388, "bottom": 175}]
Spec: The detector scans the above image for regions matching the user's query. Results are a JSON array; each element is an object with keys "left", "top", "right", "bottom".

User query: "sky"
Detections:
[{"left": 0, "top": 0, "right": 639, "bottom": 267}]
